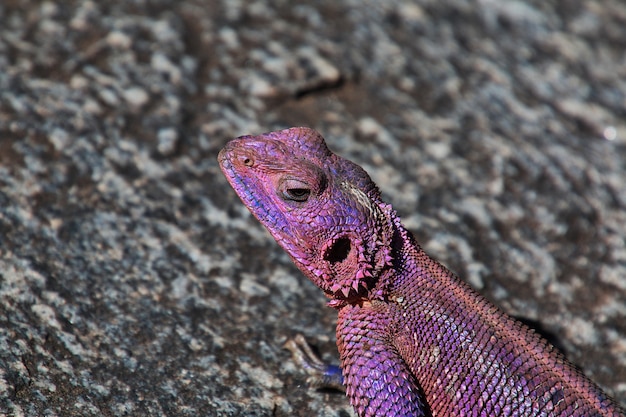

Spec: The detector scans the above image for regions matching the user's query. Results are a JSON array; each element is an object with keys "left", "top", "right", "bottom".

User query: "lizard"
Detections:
[{"left": 218, "top": 127, "right": 625, "bottom": 417}]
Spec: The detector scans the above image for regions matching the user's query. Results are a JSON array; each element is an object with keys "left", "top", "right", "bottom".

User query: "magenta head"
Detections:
[{"left": 218, "top": 127, "right": 394, "bottom": 302}]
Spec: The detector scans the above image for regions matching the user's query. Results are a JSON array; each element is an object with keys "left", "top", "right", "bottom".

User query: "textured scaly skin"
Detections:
[{"left": 218, "top": 127, "right": 624, "bottom": 417}]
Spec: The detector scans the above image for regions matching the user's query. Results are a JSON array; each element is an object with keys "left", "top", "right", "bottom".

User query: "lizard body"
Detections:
[{"left": 218, "top": 127, "right": 624, "bottom": 417}]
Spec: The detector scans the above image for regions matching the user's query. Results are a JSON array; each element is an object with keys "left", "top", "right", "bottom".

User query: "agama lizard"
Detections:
[{"left": 218, "top": 127, "right": 624, "bottom": 417}]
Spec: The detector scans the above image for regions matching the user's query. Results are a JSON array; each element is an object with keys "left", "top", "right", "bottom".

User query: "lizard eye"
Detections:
[
  {"left": 284, "top": 188, "right": 311, "bottom": 202},
  {"left": 279, "top": 178, "right": 312, "bottom": 202}
]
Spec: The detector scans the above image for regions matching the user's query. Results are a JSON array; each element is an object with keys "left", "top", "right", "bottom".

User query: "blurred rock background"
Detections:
[{"left": 1, "top": 1, "right": 625, "bottom": 415}]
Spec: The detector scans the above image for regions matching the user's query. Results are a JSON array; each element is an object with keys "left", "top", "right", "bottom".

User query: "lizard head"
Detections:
[{"left": 218, "top": 127, "right": 394, "bottom": 304}]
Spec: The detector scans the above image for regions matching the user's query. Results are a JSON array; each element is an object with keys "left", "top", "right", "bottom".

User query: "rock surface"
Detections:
[{"left": 1, "top": 1, "right": 625, "bottom": 416}]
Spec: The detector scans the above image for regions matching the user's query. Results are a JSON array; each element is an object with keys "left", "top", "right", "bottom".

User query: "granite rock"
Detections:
[{"left": 1, "top": 1, "right": 625, "bottom": 416}]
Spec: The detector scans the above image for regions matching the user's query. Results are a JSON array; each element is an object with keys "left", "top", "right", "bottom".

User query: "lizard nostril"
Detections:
[
  {"left": 324, "top": 237, "right": 351, "bottom": 264},
  {"left": 242, "top": 156, "right": 254, "bottom": 166}
]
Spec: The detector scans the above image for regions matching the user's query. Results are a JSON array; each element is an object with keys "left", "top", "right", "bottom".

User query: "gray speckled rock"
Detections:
[{"left": 1, "top": 0, "right": 624, "bottom": 416}]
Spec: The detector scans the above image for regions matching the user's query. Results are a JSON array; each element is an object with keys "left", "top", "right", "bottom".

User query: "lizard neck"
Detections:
[{"left": 327, "top": 213, "right": 410, "bottom": 309}]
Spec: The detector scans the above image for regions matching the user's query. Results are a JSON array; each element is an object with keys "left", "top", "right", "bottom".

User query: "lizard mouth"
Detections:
[{"left": 218, "top": 143, "right": 277, "bottom": 227}]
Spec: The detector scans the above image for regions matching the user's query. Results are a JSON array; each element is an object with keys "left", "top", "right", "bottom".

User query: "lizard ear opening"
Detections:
[
  {"left": 323, "top": 236, "right": 351, "bottom": 264},
  {"left": 322, "top": 234, "right": 375, "bottom": 299}
]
